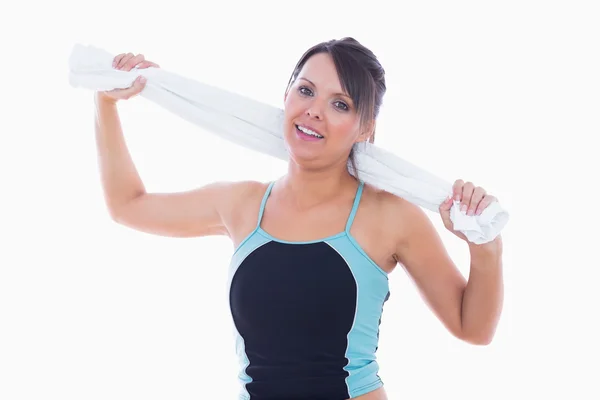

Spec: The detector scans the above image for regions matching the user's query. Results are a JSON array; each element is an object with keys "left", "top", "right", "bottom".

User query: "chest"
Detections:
[
  {"left": 237, "top": 196, "right": 398, "bottom": 274},
  {"left": 228, "top": 238, "right": 391, "bottom": 399},
  {"left": 260, "top": 199, "right": 354, "bottom": 241}
]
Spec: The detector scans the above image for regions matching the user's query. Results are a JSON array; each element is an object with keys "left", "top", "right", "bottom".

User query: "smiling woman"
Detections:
[
  {"left": 92, "top": 37, "right": 504, "bottom": 400},
  {"left": 282, "top": 38, "right": 386, "bottom": 178}
]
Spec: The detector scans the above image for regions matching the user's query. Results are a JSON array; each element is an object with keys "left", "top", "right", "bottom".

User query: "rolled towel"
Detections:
[{"left": 69, "top": 43, "right": 509, "bottom": 244}]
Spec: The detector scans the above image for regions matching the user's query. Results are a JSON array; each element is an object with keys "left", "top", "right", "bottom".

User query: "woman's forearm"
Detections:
[
  {"left": 94, "top": 92, "right": 146, "bottom": 218},
  {"left": 460, "top": 236, "right": 504, "bottom": 345}
]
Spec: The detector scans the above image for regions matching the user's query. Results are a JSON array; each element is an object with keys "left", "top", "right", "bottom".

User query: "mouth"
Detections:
[{"left": 295, "top": 124, "right": 324, "bottom": 140}]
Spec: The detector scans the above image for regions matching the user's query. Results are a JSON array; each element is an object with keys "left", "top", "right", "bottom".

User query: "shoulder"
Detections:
[
  {"left": 360, "top": 182, "right": 435, "bottom": 248},
  {"left": 216, "top": 179, "right": 270, "bottom": 211},
  {"left": 360, "top": 182, "right": 419, "bottom": 220},
  {"left": 216, "top": 179, "right": 271, "bottom": 225},
  {"left": 224, "top": 179, "right": 270, "bottom": 198}
]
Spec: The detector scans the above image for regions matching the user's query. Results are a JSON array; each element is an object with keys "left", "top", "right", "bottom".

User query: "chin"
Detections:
[{"left": 283, "top": 127, "right": 326, "bottom": 167}]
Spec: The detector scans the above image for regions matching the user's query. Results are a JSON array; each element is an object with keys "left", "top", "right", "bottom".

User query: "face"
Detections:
[{"left": 283, "top": 52, "right": 371, "bottom": 167}]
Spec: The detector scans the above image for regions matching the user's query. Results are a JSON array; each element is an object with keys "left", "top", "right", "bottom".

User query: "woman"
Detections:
[{"left": 95, "top": 37, "right": 504, "bottom": 400}]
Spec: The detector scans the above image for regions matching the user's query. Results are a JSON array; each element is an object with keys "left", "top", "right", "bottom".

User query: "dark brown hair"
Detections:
[{"left": 285, "top": 37, "right": 387, "bottom": 175}]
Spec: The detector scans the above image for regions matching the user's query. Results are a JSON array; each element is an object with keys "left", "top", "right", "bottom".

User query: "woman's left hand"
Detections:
[{"left": 439, "top": 179, "right": 498, "bottom": 242}]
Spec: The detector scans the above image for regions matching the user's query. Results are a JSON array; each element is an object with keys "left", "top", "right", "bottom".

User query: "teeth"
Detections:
[{"left": 297, "top": 125, "right": 323, "bottom": 138}]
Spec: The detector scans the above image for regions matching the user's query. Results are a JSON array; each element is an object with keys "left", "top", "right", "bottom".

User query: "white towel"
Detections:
[{"left": 68, "top": 43, "right": 509, "bottom": 244}]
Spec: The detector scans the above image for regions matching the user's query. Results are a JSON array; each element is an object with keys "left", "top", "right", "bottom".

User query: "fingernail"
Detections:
[
  {"left": 139, "top": 76, "right": 146, "bottom": 83},
  {"left": 461, "top": 204, "right": 467, "bottom": 212}
]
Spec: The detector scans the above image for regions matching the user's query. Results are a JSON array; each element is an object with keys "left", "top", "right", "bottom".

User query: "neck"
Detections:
[{"left": 280, "top": 158, "right": 358, "bottom": 209}]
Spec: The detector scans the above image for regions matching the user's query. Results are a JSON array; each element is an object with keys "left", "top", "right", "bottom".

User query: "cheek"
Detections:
[
  {"left": 283, "top": 93, "right": 302, "bottom": 119},
  {"left": 282, "top": 98, "right": 302, "bottom": 140},
  {"left": 326, "top": 113, "right": 360, "bottom": 141}
]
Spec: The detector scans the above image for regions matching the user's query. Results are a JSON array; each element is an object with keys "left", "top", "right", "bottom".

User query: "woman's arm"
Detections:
[
  {"left": 393, "top": 195, "right": 504, "bottom": 345},
  {"left": 94, "top": 52, "right": 253, "bottom": 239},
  {"left": 462, "top": 238, "right": 504, "bottom": 344}
]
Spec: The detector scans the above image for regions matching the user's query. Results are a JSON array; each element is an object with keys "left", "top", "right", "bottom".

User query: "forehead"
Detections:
[{"left": 297, "top": 52, "right": 344, "bottom": 92}]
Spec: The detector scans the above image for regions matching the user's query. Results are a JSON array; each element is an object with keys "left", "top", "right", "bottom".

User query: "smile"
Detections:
[{"left": 295, "top": 124, "right": 324, "bottom": 139}]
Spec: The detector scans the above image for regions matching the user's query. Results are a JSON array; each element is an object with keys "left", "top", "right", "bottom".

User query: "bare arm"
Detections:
[
  {"left": 461, "top": 239, "right": 504, "bottom": 344},
  {"left": 94, "top": 91, "right": 250, "bottom": 238},
  {"left": 94, "top": 92, "right": 145, "bottom": 217},
  {"left": 92, "top": 52, "right": 252, "bottom": 239},
  {"left": 393, "top": 202, "right": 504, "bottom": 345}
]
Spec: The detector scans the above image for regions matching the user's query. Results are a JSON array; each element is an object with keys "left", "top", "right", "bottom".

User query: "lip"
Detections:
[{"left": 295, "top": 123, "right": 324, "bottom": 138}]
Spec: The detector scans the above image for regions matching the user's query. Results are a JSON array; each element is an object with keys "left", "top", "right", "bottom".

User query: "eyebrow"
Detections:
[{"left": 299, "top": 77, "right": 351, "bottom": 100}]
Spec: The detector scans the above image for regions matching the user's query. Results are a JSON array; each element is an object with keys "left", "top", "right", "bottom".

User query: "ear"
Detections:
[
  {"left": 284, "top": 83, "right": 293, "bottom": 103},
  {"left": 355, "top": 120, "right": 376, "bottom": 144}
]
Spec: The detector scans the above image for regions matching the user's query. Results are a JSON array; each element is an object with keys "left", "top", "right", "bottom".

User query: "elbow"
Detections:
[
  {"left": 458, "top": 330, "right": 496, "bottom": 346},
  {"left": 107, "top": 204, "right": 125, "bottom": 223},
  {"left": 108, "top": 204, "right": 131, "bottom": 226},
  {"left": 106, "top": 194, "right": 144, "bottom": 223},
  {"left": 465, "top": 336, "right": 494, "bottom": 346}
]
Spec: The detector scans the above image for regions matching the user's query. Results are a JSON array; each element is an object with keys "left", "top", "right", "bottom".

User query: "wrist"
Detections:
[
  {"left": 468, "top": 235, "right": 503, "bottom": 259},
  {"left": 95, "top": 91, "right": 118, "bottom": 106}
]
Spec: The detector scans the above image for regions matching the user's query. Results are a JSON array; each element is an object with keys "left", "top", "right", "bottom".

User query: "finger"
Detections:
[
  {"left": 475, "top": 195, "right": 497, "bottom": 215},
  {"left": 117, "top": 53, "right": 135, "bottom": 69},
  {"left": 439, "top": 200, "right": 454, "bottom": 231},
  {"left": 136, "top": 60, "right": 160, "bottom": 69},
  {"left": 124, "top": 75, "right": 147, "bottom": 96},
  {"left": 452, "top": 179, "right": 464, "bottom": 202},
  {"left": 467, "top": 186, "right": 486, "bottom": 216},
  {"left": 123, "top": 54, "right": 145, "bottom": 71},
  {"left": 103, "top": 88, "right": 121, "bottom": 96},
  {"left": 117, "top": 53, "right": 134, "bottom": 69},
  {"left": 106, "top": 76, "right": 147, "bottom": 99},
  {"left": 113, "top": 53, "right": 127, "bottom": 68},
  {"left": 461, "top": 181, "right": 475, "bottom": 213},
  {"left": 439, "top": 195, "right": 453, "bottom": 212}
]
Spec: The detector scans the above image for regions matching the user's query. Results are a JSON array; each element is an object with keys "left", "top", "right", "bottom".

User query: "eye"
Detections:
[
  {"left": 298, "top": 86, "right": 313, "bottom": 96},
  {"left": 334, "top": 101, "right": 349, "bottom": 111}
]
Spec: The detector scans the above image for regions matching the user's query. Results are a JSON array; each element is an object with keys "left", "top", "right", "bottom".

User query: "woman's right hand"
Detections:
[{"left": 97, "top": 52, "right": 160, "bottom": 103}]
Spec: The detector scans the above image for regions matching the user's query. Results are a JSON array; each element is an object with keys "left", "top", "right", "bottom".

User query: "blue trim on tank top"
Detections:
[
  {"left": 256, "top": 227, "right": 346, "bottom": 244},
  {"left": 256, "top": 228, "right": 389, "bottom": 278},
  {"left": 231, "top": 179, "right": 389, "bottom": 277}
]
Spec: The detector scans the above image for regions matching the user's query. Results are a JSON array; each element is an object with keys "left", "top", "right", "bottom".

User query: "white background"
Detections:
[{"left": 1, "top": 1, "right": 599, "bottom": 399}]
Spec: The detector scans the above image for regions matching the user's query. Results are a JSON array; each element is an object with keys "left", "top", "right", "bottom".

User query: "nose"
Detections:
[{"left": 306, "top": 101, "right": 324, "bottom": 120}]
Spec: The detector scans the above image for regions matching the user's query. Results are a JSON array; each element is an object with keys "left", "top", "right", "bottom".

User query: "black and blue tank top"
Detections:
[{"left": 227, "top": 180, "right": 390, "bottom": 400}]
